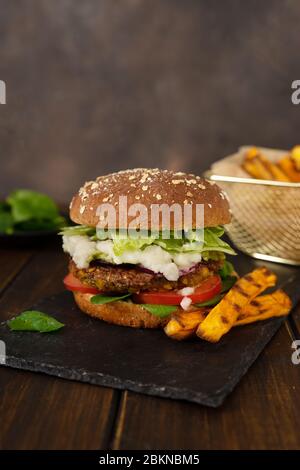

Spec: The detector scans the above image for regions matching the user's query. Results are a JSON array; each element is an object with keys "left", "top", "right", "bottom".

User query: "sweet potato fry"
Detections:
[
  {"left": 242, "top": 158, "right": 273, "bottom": 180},
  {"left": 237, "top": 289, "right": 291, "bottom": 318},
  {"left": 243, "top": 147, "right": 289, "bottom": 181},
  {"left": 196, "top": 267, "right": 277, "bottom": 343},
  {"left": 278, "top": 156, "right": 300, "bottom": 182},
  {"left": 164, "top": 309, "right": 206, "bottom": 341},
  {"left": 235, "top": 289, "right": 292, "bottom": 326},
  {"left": 291, "top": 146, "right": 300, "bottom": 171},
  {"left": 245, "top": 147, "right": 260, "bottom": 159},
  {"left": 261, "top": 157, "right": 290, "bottom": 182}
]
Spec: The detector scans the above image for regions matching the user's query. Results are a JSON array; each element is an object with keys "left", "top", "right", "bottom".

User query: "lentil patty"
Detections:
[{"left": 69, "top": 258, "right": 222, "bottom": 294}]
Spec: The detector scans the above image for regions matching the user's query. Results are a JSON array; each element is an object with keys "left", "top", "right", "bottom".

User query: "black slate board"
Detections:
[{"left": 1, "top": 254, "right": 300, "bottom": 407}]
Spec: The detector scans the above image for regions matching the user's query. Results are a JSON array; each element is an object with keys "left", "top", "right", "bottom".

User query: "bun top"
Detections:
[{"left": 70, "top": 168, "right": 231, "bottom": 229}]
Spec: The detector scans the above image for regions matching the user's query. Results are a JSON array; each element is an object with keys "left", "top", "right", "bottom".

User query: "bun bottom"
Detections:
[{"left": 73, "top": 291, "right": 168, "bottom": 329}]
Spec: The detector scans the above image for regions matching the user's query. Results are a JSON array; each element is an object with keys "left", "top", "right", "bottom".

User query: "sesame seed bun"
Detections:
[
  {"left": 73, "top": 291, "right": 168, "bottom": 328},
  {"left": 69, "top": 168, "right": 231, "bottom": 230}
]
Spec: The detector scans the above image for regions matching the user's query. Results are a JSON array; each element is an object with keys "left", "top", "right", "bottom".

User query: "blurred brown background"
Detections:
[{"left": 0, "top": 0, "right": 299, "bottom": 202}]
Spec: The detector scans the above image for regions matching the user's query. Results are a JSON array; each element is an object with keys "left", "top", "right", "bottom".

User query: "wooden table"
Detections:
[{"left": 0, "top": 239, "right": 300, "bottom": 450}]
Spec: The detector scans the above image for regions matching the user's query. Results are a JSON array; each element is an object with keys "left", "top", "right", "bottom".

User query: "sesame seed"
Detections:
[
  {"left": 172, "top": 179, "right": 184, "bottom": 185},
  {"left": 187, "top": 191, "right": 193, "bottom": 197},
  {"left": 198, "top": 184, "right": 206, "bottom": 189},
  {"left": 221, "top": 191, "right": 229, "bottom": 201},
  {"left": 130, "top": 183, "right": 136, "bottom": 188},
  {"left": 156, "top": 194, "right": 162, "bottom": 200},
  {"left": 103, "top": 197, "right": 109, "bottom": 202},
  {"left": 129, "top": 175, "right": 135, "bottom": 180},
  {"left": 79, "top": 205, "right": 86, "bottom": 214},
  {"left": 142, "top": 185, "right": 148, "bottom": 191},
  {"left": 91, "top": 182, "right": 98, "bottom": 190},
  {"left": 135, "top": 195, "right": 140, "bottom": 200},
  {"left": 208, "top": 203, "right": 212, "bottom": 208}
]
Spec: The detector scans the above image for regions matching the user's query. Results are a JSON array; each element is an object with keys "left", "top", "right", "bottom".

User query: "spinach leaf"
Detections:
[
  {"left": 219, "top": 260, "right": 235, "bottom": 279},
  {"left": 221, "top": 275, "right": 237, "bottom": 293},
  {"left": 7, "top": 189, "right": 60, "bottom": 223},
  {"left": 7, "top": 311, "right": 64, "bottom": 332},
  {"left": 90, "top": 293, "right": 131, "bottom": 304},
  {"left": 194, "top": 294, "right": 224, "bottom": 308},
  {"left": 141, "top": 304, "right": 177, "bottom": 317},
  {"left": 0, "top": 211, "right": 14, "bottom": 234}
]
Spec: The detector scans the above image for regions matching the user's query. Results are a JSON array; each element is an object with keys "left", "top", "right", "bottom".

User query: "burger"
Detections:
[{"left": 61, "top": 169, "right": 235, "bottom": 329}]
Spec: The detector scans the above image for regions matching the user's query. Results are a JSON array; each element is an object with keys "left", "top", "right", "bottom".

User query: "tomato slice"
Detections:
[
  {"left": 132, "top": 275, "right": 222, "bottom": 305},
  {"left": 63, "top": 273, "right": 100, "bottom": 294}
]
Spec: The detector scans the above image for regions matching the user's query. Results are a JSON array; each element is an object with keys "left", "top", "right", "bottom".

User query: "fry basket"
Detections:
[{"left": 205, "top": 173, "right": 300, "bottom": 266}]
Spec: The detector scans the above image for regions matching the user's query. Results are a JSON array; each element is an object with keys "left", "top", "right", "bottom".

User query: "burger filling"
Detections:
[
  {"left": 68, "top": 258, "right": 222, "bottom": 294},
  {"left": 62, "top": 225, "right": 235, "bottom": 301}
]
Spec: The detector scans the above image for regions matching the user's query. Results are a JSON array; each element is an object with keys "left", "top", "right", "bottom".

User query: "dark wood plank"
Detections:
[
  {"left": 0, "top": 367, "right": 117, "bottom": 450},
  {"left": 0, "top": 243, "right": 119, "bottom": 450},
  {"left": 289, "top": 304, "right": 300, "bottom": 338},
  {"left": 112, "top": 323, "right": 300, "bottom": 450},
  {"left": 0, "top": 248, "right": 32, "bottom": 293},
  {"left": 0, "top": 244, "right": 67, "bottom": 321}
]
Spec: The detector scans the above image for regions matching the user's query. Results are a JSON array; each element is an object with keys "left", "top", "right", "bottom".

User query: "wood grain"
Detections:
[
  {"left": 290, "top": 304, "right": 300, "bottom": 339},
  {"left": 0, "top": 248, "right": 32, "bottom": 294},
  {"left": 1, "top": 243, "right": 300, "bottom": 449},
  {"left": 0, "top": 367, "right": 118, "bottom": 450},
  {"left": 0, "top": 243, "right": 118, "bottom": 450},
  {"left": 111, "top": 323, "right": 300, "bottom": 450}
]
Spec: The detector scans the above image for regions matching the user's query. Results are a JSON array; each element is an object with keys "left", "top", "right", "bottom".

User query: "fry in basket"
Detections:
[
  {"left": 278, "top": 155, "right": 300, "bottom": 182},
  {"left": 242, "top": 148, "right": 273, "bottom": 180},
  {"left": 196, "top": 267, "right": 277, "bottom": 343},
  {"left": 291, "top": 145, "right": 300, "bottom": 171},
  {"left": 243, "top": 147, "right": 289, "bottom": 181},
  {"left": 261, "top": 157, "right": 290, "bottom": 182},
  {"left": 235, "top": 289, "right": 292, "bottom": 326},
  {"left": 164, "top": 309, "right": 206, "bottom": 341}
]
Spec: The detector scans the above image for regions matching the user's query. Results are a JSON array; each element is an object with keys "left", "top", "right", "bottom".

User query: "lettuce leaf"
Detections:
[
  {"left": 202, "top": 227, "right": 235, "bottom": 255},
  {"left": 61, "top": 225, "right": 236, "bottom": 259},
  {"left": 112, "top": 236, "right": 155, "bottom": 256},
  {"left": 60, "top": 225, "right": 96, "bottom": 237}
]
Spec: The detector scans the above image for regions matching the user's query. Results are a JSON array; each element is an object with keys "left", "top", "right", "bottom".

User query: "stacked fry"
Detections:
[
  {"left": 164, "top": 267, "right": 292, "bottom": 342},
  {"left": 242, "top": 146, "right": 300, "bottom": 182}
]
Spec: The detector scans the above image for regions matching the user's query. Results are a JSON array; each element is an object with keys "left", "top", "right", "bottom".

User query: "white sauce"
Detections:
[
  {"left": 178, "top": 287, "right": 195, "bottom": 296},
  {"left": 62, "top": 235, "right": 202, "bottom": 281},
  {"left": 180, "top": 297, "right": 192, "bottom": 310}
]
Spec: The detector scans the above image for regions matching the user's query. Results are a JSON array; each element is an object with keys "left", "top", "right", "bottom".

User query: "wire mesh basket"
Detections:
[{"left": 205, "top": 174, "right": 300, "bottom": 266}]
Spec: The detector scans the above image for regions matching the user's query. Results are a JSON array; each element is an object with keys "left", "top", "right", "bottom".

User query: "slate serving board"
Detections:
[{"left": 0, "top": 254, "right": 299, "bottom": 407}]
